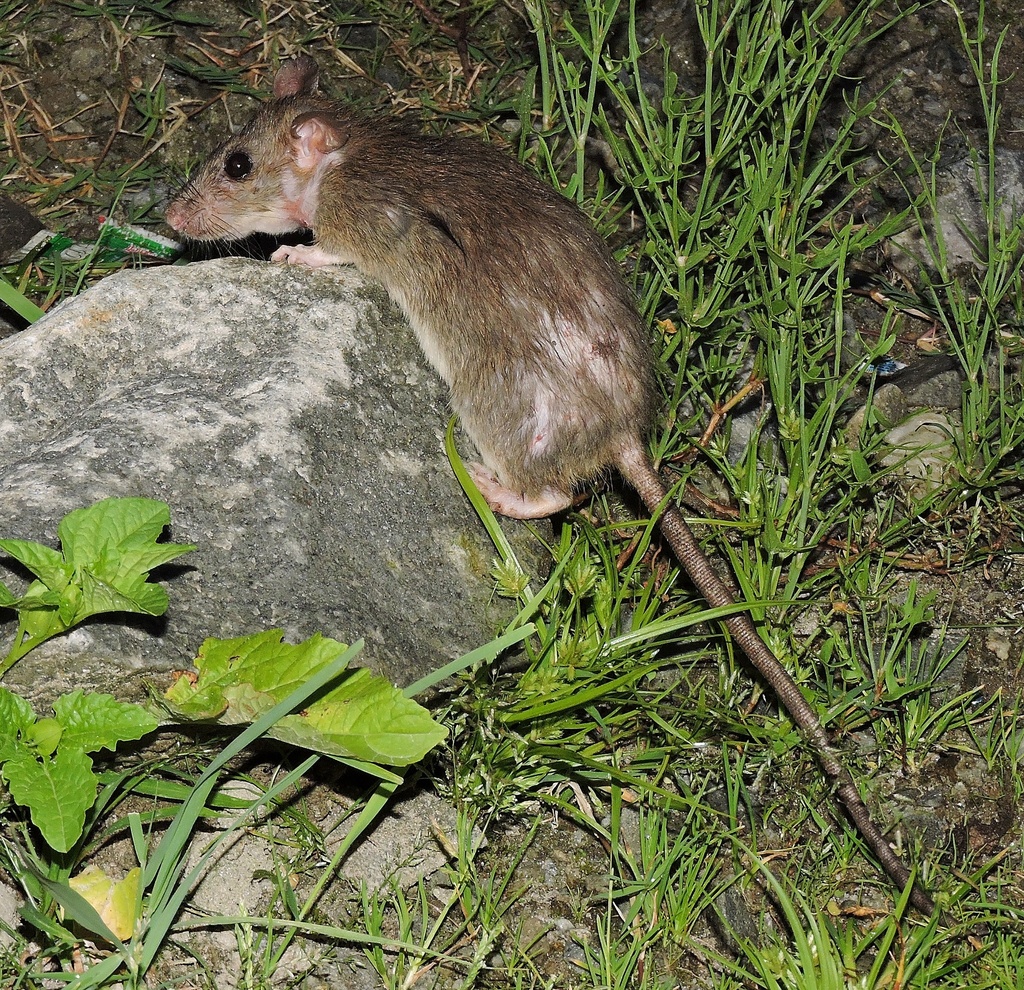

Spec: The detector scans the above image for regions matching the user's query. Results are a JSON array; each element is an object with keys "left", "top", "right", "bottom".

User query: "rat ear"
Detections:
[
  {"left": 274, "top": 55, "right": 319, "bottom": 99},
  {"left": 290, "top": 112, "right": 350, "bottom": 167}
]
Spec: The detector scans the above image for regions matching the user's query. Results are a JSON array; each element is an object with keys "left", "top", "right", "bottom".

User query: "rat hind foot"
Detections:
[{"left": 467, "top": 463, "right": 572, "bottom": 519}]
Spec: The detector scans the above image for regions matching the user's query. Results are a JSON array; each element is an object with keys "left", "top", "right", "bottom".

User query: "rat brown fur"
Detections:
[{"left": 166, "top": 55, "right": 936, "bottom": 915}]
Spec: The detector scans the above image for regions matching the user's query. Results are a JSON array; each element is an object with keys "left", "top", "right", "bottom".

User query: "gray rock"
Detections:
[
  {"left": 845, "top": 383, "right": 909, "bottom": 446},
  {"left": 0, "top": 879, "right": 18, "bottom": 949},
  {"left": 889, "top": 146, "right": 1024, "bottom": 271},
  {"left": 0, "top": 258, "right": 528, "bottom": 706},
  {"left": 900, "top": 368, "right": 964, "bottom": 409},
  {"left": 879, "top": 410, "right": 961, "bottom": 499}
]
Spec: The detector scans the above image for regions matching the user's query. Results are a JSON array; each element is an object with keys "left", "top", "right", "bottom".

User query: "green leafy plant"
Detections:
[
  {"left": 0, "top": 688, "right": 158, "bottom": 853},
  {"left": 0, "top": 623, "right": 449, "bottom": 865},
  {"left": 0, "top": 497, "right": 195, "bottom": 677},
  {"left": 0, "top": 496, "right": 449, "bottom": 844},
  {"left": 28, "top": 624, "right": 519, "bottom": 989},
  {"left": 10, "top": 643, "right": 354, "bottom": 989},
  {"left": 0, "top": 496, "right": 459, "bottom": 985},
  {"left": 162, "top": 629, "right": 447, "bottom": 766}
]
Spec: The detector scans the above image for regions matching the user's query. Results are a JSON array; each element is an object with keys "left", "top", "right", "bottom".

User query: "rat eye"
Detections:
[{"left": 223, "top": 151, "right": 254, "bottom": 181}]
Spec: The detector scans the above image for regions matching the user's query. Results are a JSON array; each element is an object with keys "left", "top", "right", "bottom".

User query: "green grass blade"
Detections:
[{"left": 0, "top": 276, "right": 44, "bottom": 324}]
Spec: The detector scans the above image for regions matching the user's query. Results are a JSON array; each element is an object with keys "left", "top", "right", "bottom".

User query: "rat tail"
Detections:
[{"left": 617, "top": 443, "right": 936, "bottom": 916}]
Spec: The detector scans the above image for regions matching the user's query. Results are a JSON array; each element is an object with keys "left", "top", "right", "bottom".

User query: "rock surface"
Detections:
[
  {"left": 889, "top": 146, "right": 1024, "bottom": 272},
  {"left": 0, "top": 258, "right": 522, "bottom": 705}
]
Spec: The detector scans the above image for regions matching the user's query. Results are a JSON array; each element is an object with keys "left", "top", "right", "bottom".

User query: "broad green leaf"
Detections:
[
  {"left": 58, "top": 498, "right": 194, "bottom": 577},
  {"left": 0, "top": 581, "right": 15, "bottom": 607},
  {"left": 53, "top": 690, "right": 159, "bottom": 753},
  {"left": 57, "top": 581, "right": 82, "bottom": 626},
  {"left": 0, "top": 736, "right": 23, "bottom": 764},
  {"left": 5, "top": 581, "right": 62, "bottom": 611},
  {"left": 163, "top": 629, "right": 350, "bottom": 718},
  {"left": 55, "top": 498, "right": 195, "bottom": 623},
  {"left": 0, "top": 539, "right": 72, "bottom": 591},
  {"left": 217, "top": 681, "right": 275, "bottom": 724},
  {"left": 273, "top": 667, "right": 448, "bottom": 766},
  {"left": 0, "top": 688, "right": 34, "bottom": 761},
  {"left": 0, "top": 498, "right": 196, "bottom": 672},
  {"left": 77, "top": 566, "right": 169, "bottom": 621},
  {"left": 3, "top": 747, "right": 96, "bottom": 853},
  {"left": 0, "top": 687, "right": 34, "bottom": 735},
  {"left": 163, "top": 630, "right": 447, "bottom": 766},
  {"left": 69, "top": 865, "right": 141, "bottom": 942}
]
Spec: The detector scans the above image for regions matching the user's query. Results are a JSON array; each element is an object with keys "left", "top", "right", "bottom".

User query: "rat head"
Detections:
[{"left": 165, "top": 55, "right": 351, "bottom": 241}]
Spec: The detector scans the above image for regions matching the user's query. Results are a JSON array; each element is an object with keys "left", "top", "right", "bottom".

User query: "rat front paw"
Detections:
[{"left": 271, "top": 244, "right": 348, "bottom": 268}]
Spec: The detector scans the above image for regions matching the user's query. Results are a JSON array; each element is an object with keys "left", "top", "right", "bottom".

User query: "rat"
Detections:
[{"left": 165, "top": 54, "right": 936, "bottom": 915}]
